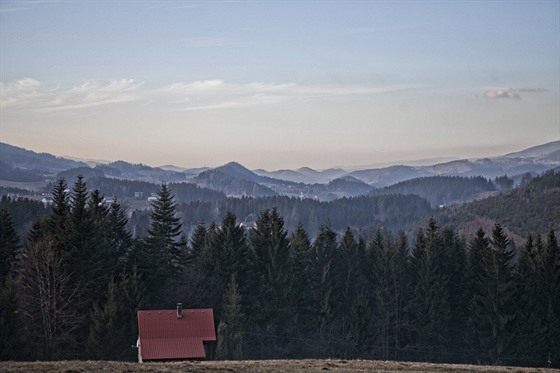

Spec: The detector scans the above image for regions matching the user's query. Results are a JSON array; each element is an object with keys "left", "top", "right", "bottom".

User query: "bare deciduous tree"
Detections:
[{"left": 15, "top": 236, "right": 82, "bottom": 360}]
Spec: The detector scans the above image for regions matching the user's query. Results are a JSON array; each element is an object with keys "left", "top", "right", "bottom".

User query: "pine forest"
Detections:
[{"left": 0, "top": 174, "right": 559, "bottom": 368}]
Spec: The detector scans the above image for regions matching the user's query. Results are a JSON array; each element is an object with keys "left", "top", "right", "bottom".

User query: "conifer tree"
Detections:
[
  {"left": 0, "top": 208, "right": 23, "bottom": 360},
  {"left": 409, "top": 219, "right": 450, "bottom": 360},
  {"left": 143, "top": 184, "right": 186, "bottom": 307},
  {"left": 467, "top": 227, "right": 491, "bottom": 360},
  {"left": 312, "top": 223, "right": 339, "bottom": 341},
  {"left": 535, "top": 230, "right": 560, "bottom": 367},
  {"left": 87, "top": 279, "right": 128, "bottom": 360},
  {"left": 216, "top": 275, "right": 244, "bottom": 360},
  {"left": 370, "top": 229, "right": 411, "bottom": 360},
  {"left": 117, "top": 265, "right": 145, "bottom": 360},
  {"left": 0, "top": 208, "right": 20, "bottom": 280},
  {"left": 442, "top": 227, "right": 468, "bottom": 359},
  {"left": 0, "top": 274, "right": 22, "bottom": 360},
  {"left": 475, "top": 223, "right": 515, "bottom": 364},
  {"left": 204, "top": 212, "right": 248, "bottom": 320},
  {"left": 511, "top": 235, "right": 541, "bottom": 364},
  {"left": 107, "top": 200, "right": 133, "bottom": 274},
  {"left": 69, "top": 176, "right": 91, "bottom": 275},
  {"left": 288, "top": 222, "right": 316, "bottom": 337},
  {"left": 247, "top": 208, "right": 292, "bottom": 349},
  {"left": 392, "top": 231, "right": 412, "bottom": 360},
  {"left": 338, "top": 229, "right": 369, "bottom": 357},
  {"left": 48, "top": 178, "right": 71, "bottom": 255},
  {"left": 188, "top": 222, "right": 208, "bottom": 266}
]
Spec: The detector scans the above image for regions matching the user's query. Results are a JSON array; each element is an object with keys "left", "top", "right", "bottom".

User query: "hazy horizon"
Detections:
[{"left": 1, "top": 1, "right": 559, "bottom": 170}]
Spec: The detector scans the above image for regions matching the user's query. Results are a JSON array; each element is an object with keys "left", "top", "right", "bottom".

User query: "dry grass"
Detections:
[{"left": 0, "top": 359, "right": 558, "bottom": 373}]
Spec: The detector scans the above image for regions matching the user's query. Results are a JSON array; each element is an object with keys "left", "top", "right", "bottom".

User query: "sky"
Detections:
[{"left": 1, "top": 0, "right": 559, "bottom": 170}]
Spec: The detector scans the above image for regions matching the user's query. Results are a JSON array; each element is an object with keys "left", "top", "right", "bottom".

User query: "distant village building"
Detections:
[
  {"left": 147, "top": 193, "right": 158, "bottom": 202},
  {"left": 41, "top": 196, "right": 54, "bottom": 206},
  {"left": 136, "top": 304, "right": 216, "bottom": 362},
  {"left": 102, "top": 197, "right": 116, "bottom": 205},
  {"left": 134, "top": 191, "right": 144, "bottom": 199}
]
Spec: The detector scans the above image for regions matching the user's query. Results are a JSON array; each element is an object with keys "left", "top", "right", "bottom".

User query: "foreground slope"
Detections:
[{"left": 0, "top": 359, "right": 557, "bottom": 373}]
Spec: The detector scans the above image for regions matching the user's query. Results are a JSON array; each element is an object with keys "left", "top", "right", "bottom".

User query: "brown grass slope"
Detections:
[{"left": 0, "top": 360, "right": 558, "bottom": 373}]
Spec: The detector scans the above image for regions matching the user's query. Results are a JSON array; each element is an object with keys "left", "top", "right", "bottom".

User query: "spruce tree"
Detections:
[
  {"left": 107, "top": 200, "right": 133, "bottom": 275},
  {"left": 442, "top": 227, "right": 468, "bottom": 360},
  {"left": 204, "top": 212, "right": 248, "bottom": 320},
  {"left": 475, "top": 223, "right": 516, "bottom": 364},
  {"left": 247, "top": 207, "right": 292, "bottom": 353},
  {"left": 466, "top": 227, "right": 491, "bottom": 359},
  {"left": 288, "top": 222, "right": 316, "bottom": 340},
  {"left": 0, "top": 208, "right": 21, "bottom": 281},
  {"left": 0, "top": 208, "right": 23, "bottom": 360},
  {"left": 312, "top": 223, "right": 339, "bottom": 341},
  {"left": 535, "top": 230, "right": 560, "bottom": 367},
  {"left": 143, "top": 184, "right": 186, "bottom": 307},
  {"left": 87, "top": 279, "right": 128, "bottom": 360},
  {"left": 216, "top": 275, "right": 244, "bottom": 360},
  {"left": 48, "top": 178, "right": 71, "bottom": 255},
  {"left": 188, "top": 222, "right": 208, "bottom": 266},
  {"left": 511, "top": 234, "right": 541, "bottom": 365},
  {"left": 409, "top": 219, "right": 450, "bottom": 361}
]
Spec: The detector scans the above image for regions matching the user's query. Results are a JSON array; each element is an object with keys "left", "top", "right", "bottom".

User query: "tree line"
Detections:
[{"left": 0, "top": 176, "right": 558, "bottom": 367}]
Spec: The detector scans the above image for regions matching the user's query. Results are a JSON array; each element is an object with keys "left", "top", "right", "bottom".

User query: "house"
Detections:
[
  {"left": 41, "top": 196, "right": 53, "bottom": 206},
  {"left": 136, "top": 304, "right": 216, "bottom": 362}
]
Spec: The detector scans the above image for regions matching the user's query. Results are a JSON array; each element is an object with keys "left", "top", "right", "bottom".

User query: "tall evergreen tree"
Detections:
[
  {"left": 204, "top": 212, "right": 248, "bottom": 321},
  {"left": 0, "top": 274, "right": 23, "bottom": 360},
  {"left": 312, "top": 223, "right": 339, "bottom": 342},
  {"left": 409, "top": 219, "right": 450, "bottom": 361},
  {"left": 87, "top": 279, "right": 128, "bottom": 360},
  {"left": 216, "top": 275, "right": 244, "bottom": 360},
  {"left": 142, "top": 184, "right": 187, "bottom": 307},
  {"left": 475, "top": 223, "right": 515, "bottom": 364},
  {"left": 370, "top": 229, "right": 411, "bottom": 360},
  {"left": 338, "top": 229, "right": 369, "bottom": 358},
  {"left": 48, "top": 178, "right": 71, "bottom": 255},
  {"left": 0, "top": 208, "right": 23, "bottom": 360},
  {"left": 107, "top": 200, "right": 133, "bottom": 274},
  {"left": 511, "top": 234, "right": 541, "bottom": 365},
  {"left": 247, "top": 207, "right": 292, "bottom": 355},
  {"left": 288, "top": 222, "right": 316, "bottom": 340},
  {"left": 0, "top": 208, "right": 21, "bottom": 281},
  {"left": 442, "top": 227, "right": 468, "bottom": 359},
  {"left": 187, "top": 222, "right": 208, "bottom": 266},
  {"left": 534, "top": 230, "right": 560, "bottom": 367}
]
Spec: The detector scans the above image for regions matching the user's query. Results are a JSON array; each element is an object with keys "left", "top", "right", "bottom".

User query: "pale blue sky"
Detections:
[{"left": 1, "top": 0, "right": 559, "bottom": 169}]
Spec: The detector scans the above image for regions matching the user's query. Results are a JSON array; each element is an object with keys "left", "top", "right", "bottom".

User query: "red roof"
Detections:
[{"left": 137, "top": 308, "right": 216, "bottom": 360}]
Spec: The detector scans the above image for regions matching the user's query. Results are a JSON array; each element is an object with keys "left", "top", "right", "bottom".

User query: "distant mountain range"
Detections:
[{"left": 1, "top": 141, "right": 559, "bottom": 201}]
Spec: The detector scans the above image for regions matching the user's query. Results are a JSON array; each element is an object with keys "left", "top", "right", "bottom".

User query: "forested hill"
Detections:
[
  {"left": 0, "top": 142, "right": 87, "bottom": 177},
  {"left": 436, "top": 170, "right": 560, "bottom": 241},
  {"left": 369, "top": 175, "right": 496, "bottom": 207},
  {"left": 128, "top": 193, "right": 433, "bottom": 239},
  {"left": 1, "top": 177, "right": 558, "bottom": 367}
]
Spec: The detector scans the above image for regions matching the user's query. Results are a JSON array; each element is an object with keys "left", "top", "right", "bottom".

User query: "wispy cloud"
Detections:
[
  {"left": 1, "top": 78, "right": 144, "bottom": 112},
  {"left": 485, "top": 87, "right": 549, "bottom": 100},
  {"left": 0, "top": 0, "right": 59, "bottom": 13},
  {"left": 162, "top": 80, "right": 405, "bottom": 111},
  {"left": 1, "top": 78, "right": 406, "bottom": 113}
]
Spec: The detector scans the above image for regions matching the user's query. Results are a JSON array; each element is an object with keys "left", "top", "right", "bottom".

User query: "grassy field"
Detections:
[{"left": 0, "top": 359, "right": 557, "bottom": 373}]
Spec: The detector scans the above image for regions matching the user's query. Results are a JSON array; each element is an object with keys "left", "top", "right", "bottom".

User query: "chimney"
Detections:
[{"left": 177, "top": 303, "right": 183, "bottom": 319}]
